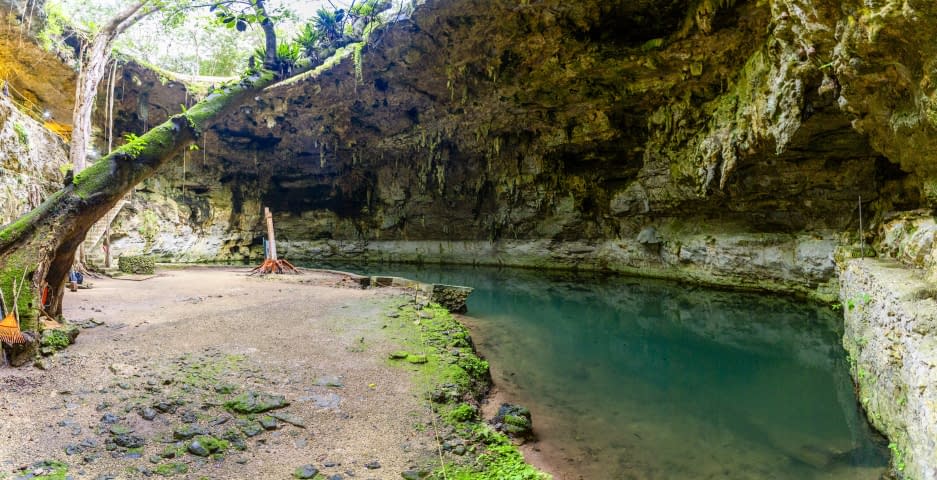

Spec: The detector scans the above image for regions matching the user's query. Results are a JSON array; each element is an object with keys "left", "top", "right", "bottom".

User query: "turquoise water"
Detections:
[{"left": 303, "top": 262, "right": 888, "bottom": 479}]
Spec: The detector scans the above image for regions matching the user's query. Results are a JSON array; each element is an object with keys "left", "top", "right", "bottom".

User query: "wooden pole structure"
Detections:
[
  {"left": 249, "top": 207, "right": 298, "bottom": 275},
  {"left": 265, "top": 206, "right": 277, "bottom": 261},
  {"left": 104, "top": 224, "right": 111, "bottom": 268}
]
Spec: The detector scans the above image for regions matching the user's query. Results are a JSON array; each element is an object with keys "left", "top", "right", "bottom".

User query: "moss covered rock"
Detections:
[{"left": 224, "top": 390, "right": 289, "bottom": 414}]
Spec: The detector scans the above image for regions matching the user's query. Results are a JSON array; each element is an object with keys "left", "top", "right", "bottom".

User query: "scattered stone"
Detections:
[
  {"left": 154, "top": 401, "right": 177, "bottom": 414},
  {"left": 64, "top": 444, "right": 82, "bottom": 455},
  {"left": 364, "top": 461, "right": 381, "bottom": 470},
  {"left": 221, "top": 429, "right": 247, "bottom": 451},
  {"left": 493, "top": 403, "right": 533, "bottom": 439},
  {"left": 259, "top": 416, "right": 278, "bottom": 430},
  {"left": 388, "top": 351, "right": 409, "bottom": 359},
  {"left": 139, "top": 407, "right": 157, "bottom": 421},
  {"left": 209, "top": 414, "right": 232, "bottom": 426},
  {"left": 323, "top": 460, "right": 339, "bottom": 468},
  {"left": 113, "top": 434, "right": 145, "bottom": 449},
  {"left": 327, "top": 475, "right": 343, "bottom": 480},
  {"left": 180, "top": 410, "right": 198, "bottom": 423},
  {"left": 270, "top": 412, "right": 306, "bottom": 428},
  {"left": 385, "top": 312, "right": 400, "bottom": 318},
  {"left": 187, "top": 440, "right": 211, "bottom": 457},
  {"left": 173, "top": 425, "right": 208, "bottom": 440},
  {"left": 100, "top": 413, "right": 120, "bottom": 424},
  {"left": 239, "top": 422, "right": 263, "bottom": 438},
  {"left": 293, "top": 464, "right": 319, "bottom": 479},
  {"left": 224, "top": 391, "right": 289, "bottom": 414},
  {"left": 160, "top": 444, "right": 184, "bottom": 458}
]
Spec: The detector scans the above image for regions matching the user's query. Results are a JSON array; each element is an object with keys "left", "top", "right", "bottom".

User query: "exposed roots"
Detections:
[{"left": 249, "top": 259, "right": 301, "bottom": 276}]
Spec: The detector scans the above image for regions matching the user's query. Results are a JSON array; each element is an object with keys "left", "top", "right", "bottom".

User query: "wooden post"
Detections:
[
  {"left": 264, "top": 207, "right": 277, "bottom": 261},
  {"left": 104, "top": 223, "right": 111, "bottom": 268}
]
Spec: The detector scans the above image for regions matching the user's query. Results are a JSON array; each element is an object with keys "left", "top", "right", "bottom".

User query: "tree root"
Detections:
[{"left": 249, "top": 259, "right": 301, "bottom": 276}]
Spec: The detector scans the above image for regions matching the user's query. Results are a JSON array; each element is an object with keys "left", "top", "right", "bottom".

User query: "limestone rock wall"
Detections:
[
  {"left": 0, "top": 96, "right": 67, "bottom": 224},
  {"left": 841, "top": 259, "right": 937, "bottom": 480}
]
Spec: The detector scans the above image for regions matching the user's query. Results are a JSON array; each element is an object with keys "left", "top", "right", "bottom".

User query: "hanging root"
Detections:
[{"left": 249, "top": 259, "right": 301, "bottom": 276}]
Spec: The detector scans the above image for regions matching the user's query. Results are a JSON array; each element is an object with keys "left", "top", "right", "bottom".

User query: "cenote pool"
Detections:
[{"left": 303, "top": 262, "right": 888, "bottom": 479}]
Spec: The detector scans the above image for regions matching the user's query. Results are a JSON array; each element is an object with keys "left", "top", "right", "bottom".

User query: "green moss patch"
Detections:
[
  {"left": 22, "top": 460, "right": 69, "bottom": 479},
  {"left": 154, "top": 462, "right": 188, "bottom": 476},
  {"left": 386, "top": 300, "right": 548, "bottom": 479}
]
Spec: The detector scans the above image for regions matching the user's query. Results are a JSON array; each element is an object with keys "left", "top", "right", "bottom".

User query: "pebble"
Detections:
[
  {"left": 364, "top": 461, "right": 381, "bottom": 470},
  {"left": 139, "top": 407, "right": 157, "bottom": 421}
]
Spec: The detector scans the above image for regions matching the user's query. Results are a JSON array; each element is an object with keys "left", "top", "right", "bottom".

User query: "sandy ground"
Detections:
[{"left": 0, "top": 267, "right": 442, "bottom": 479}]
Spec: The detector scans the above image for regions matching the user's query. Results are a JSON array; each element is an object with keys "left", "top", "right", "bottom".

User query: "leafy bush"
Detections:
[{"left": 119, "top": 255, "right": 155, "bottom": 275}]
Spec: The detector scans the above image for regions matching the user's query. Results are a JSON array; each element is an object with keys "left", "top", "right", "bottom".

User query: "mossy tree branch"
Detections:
[{"left": 0, "top": 69, "right": 278, "bottom": 342}]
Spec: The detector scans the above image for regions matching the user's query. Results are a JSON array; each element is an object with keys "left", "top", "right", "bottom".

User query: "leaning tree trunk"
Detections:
[
  {"left": 0, "top": 69, "right": 278, "bottom": 342},
  {"left": 70, "top": 0, "right": 151, "bottom": 172}
]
